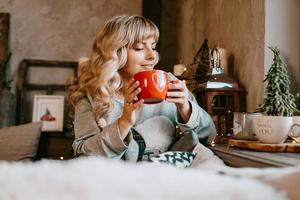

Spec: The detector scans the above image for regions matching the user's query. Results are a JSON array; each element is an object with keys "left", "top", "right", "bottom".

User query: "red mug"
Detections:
[{"left": 133, "top": 70, "right": 168, "bottom": 104}]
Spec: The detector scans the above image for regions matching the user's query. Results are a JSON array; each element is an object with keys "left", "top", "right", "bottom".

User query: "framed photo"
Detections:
[{"left": 32, "top": 95, "right": 64, "bottom": 132}]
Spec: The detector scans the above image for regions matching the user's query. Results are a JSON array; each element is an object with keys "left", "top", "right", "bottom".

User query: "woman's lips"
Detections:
[{"left": 141, "top": 64, "right": 154, "bottom": 70}]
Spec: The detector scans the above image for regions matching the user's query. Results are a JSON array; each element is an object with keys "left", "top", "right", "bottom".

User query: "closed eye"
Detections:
[{"left": 134, "top": 47, "right": 143, "bottom": 51}]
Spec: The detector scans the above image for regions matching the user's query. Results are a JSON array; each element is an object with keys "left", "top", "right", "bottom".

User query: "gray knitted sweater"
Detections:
[{"left": 73, "top": 75, "right": 216, "bottom": 162}]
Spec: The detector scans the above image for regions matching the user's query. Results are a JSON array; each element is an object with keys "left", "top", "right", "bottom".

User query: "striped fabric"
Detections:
[{"left": 131, "top": 129, "right": 146, "bottom": 161}]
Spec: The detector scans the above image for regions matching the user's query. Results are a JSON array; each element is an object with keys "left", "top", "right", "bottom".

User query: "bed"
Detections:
[{"left": 1, "top": 142, "right": 298, "bottom": 200}]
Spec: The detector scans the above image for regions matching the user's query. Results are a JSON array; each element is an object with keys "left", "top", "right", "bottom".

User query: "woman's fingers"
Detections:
[
  {"left": 125, "top": 99, "right": 143, "bottom": 113},
  {"left": 167, "top": 91, "right": 185, "bottom": 98},
  {"left": 167, "top": 79, "right": 189, "bottom": 105},
  {"left": 124, "top": 79, "right": 134, "bottom": 90},
  {"left": 166, "top": 97, "right": 185, "bottom": 104},
  {"left": 133, "top": 99, "right": 144, "bottom": 109},
  {"left": 166, "top": 91, "right": 186, "bottom": 105},
  {"left": 127, "top": 84, "right": 141, "bottom": 103},
  {"left": 125, "top": 80, "right": 141, "bottom": 103},
  {"left": 130, "top": 86, "right": 141, "bottom": 100},
  {"left": 126, "top": 79, "right": 138, "bottom": 94},
  {"left": 168, "top": 80, "right": 185, "bottom": 91},
  {"left": 167, "top": 83, "right": 188, "bottom": 99}
]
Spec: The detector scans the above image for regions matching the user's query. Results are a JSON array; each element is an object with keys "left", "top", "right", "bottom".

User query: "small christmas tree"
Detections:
[{"left": 258, "top": 46, "right": 298, "bottom": 116}]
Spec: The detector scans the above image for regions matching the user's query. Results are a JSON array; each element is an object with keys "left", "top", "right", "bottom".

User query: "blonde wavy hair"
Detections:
[{"left": 68, "top": 15, "right": 159, "bottom": 119}]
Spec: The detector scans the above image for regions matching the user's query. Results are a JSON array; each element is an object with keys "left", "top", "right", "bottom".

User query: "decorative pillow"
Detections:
[
  {"left": 0, "top": 122, "right": 43, "bottom": 161},
  {"left": 150, "top": 151, "right": 196, "bottom": 168}
]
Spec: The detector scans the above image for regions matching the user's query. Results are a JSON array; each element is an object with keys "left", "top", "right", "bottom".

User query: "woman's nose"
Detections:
[{"left": 146, "top": 48, "right": 155, "bottom": 60}]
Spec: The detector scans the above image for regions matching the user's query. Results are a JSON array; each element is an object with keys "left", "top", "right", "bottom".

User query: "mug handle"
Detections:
[{"left": 288, "top": 123, "right": 300, "bottom": 139}]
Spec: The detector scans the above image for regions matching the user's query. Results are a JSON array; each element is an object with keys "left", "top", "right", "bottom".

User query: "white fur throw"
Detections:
[{"left": 0, "top": 155, "right": 290, "bottom": 200}]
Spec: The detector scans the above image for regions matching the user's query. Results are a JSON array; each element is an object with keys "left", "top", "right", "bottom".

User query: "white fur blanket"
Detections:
[{"left": 0, "top": 144, "right": 297, "bottom": 200}]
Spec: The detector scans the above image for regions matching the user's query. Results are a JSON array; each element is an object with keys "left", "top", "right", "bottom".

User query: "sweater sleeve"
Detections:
[
  {"left": 72, "top": 98, "right": 133, "bottom": 159},
  {"left": 167, "top": 72, "right": 216, "bottom": 142},
  {"left": 175, "top": 90, "right": 217, "bottom": 143}
]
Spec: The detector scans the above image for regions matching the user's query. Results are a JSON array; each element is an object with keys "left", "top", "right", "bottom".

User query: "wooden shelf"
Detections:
[
  {"left": 16, "top": 59, "right": 77, "bottom": 160},
  {"left": 210, "top": 144, "right": 300, "bottom": 168}
]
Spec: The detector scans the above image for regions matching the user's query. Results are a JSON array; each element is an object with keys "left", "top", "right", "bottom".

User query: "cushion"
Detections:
[
  {"left": 150, "top": 151, "right": 196, "bottom": 168},
  {"left": 0, "top": 122, "right": 43, "bottom": 161}
]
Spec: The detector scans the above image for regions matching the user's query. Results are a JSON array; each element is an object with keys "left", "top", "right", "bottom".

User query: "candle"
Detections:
[{"left": 173, "top": 64, "right": 186, "bottom": 76}]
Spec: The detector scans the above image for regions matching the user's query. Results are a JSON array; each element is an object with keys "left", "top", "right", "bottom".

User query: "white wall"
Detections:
[{"left": 265, "top": 0, "right": 300, "bottom": 100}]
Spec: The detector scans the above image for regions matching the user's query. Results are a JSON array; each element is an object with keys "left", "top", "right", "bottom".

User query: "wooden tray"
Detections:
[{"left": 228, "top": 139, "right": 300, "bottom": 152}]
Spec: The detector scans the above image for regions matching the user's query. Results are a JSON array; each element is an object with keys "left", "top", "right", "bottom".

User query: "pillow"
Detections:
[
  {"left": 0, "top": 122, "right": 43, "bottom": 161},
  {"left": 150, "top": 151, "right": 196, "bottom": 169}
]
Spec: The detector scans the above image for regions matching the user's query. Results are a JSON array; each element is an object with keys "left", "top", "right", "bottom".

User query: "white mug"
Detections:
[
  {"left": 232, "top": 112, "right": 262, "bottom": 140},
  {"left": 252, "top": 116, "right": 300, "bottom": 143},
  {"left": 290, "top": 116, "right": 300, "bottom": 143}
]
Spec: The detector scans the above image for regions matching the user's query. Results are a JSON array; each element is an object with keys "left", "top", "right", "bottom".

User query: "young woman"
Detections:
[
  {"left": 68, "top": 15, "right": 216, "bottom": 161},
  {"left": 67, "top": 15, "right": 300, "bottom": 199}
]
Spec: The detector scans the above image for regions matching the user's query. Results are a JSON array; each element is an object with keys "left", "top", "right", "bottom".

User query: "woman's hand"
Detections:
[
  {"left": 166, "top": 80, "right": 191, "bottom": 123},
  {"left": 118, "top": 79, "right": 144, "bottom": 139}
]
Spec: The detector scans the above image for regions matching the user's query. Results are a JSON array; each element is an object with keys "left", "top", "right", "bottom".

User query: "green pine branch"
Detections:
[{"left": 257, "top": 46, "right": 299, "bottom": 116}]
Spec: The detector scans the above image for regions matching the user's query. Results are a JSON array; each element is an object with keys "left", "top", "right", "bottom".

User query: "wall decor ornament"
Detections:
[
  {"left": 194, "top": 39, "right": 210, "bottom": 84},
  {"left": 32, "top": 95, "right": 64, "bottom": 132}
]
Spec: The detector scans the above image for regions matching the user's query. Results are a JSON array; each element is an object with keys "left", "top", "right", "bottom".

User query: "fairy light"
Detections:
[{"left": 210, "top": 141, "right": 216, "bottom": 147}]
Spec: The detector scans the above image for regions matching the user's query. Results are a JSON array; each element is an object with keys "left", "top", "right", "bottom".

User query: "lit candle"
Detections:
[{"left": 173, "top": 64, "right": 186, "bottom": 76}]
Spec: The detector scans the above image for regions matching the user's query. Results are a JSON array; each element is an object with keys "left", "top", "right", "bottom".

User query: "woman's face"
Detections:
[{"left": 120, "top": 37, "right": 157, "bottom": 81}]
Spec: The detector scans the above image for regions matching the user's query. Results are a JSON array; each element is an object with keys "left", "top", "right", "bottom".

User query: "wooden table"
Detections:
[{"left": 210, "top": 145, "right": 300, "bottom": 168}]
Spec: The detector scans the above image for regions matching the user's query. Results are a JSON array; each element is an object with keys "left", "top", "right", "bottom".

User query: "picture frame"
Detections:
[{"left": 32, "top": 95, "right": 64, "bottom": 132}]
